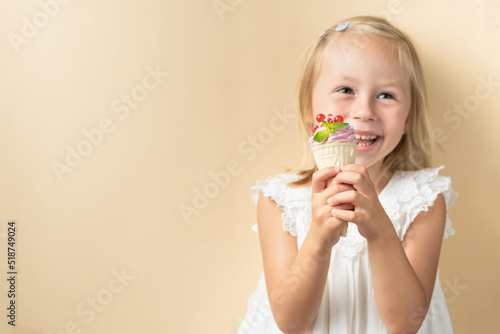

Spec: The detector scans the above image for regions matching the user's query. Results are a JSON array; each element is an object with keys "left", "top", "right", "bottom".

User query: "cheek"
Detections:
[
  {"left": 398, "top": 121, "right": 407, "bottom": 137},
  {"left": 311, "top": 94, "right": 324, "bottom": 116},
  {"left": 394, "top": 107, "right": 411, "bottom": 135},
  {"left": 404, "top": 110, "right": 413, "bottom": 134},
  {"left": 310, "top": 100, "right": 318, "bottom": 122},
  {"left": 399, "top": 120, "right": 408, "bottom": 135},
  {"left": 386, "top": 118, "right": 407, "bottom": 140}
]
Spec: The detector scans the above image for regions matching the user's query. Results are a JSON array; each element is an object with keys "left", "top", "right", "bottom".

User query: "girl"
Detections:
[{"left": 239, "top": 16, "right": 457, "bottom": 334}]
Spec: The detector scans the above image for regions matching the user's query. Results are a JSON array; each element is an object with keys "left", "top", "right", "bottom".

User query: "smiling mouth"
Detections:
[{"left": 354, "top": 134, "right": 378, "bottom": 147}]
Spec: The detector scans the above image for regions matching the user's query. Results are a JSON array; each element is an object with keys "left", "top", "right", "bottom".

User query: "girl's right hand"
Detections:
[{"left": 310, "top": 166, "right": 355, "bottom": 249}]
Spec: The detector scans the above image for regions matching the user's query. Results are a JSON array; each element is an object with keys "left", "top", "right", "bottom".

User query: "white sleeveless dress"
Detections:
[{"left": 239, "top": 166, "right": 457, "bottom": 334}]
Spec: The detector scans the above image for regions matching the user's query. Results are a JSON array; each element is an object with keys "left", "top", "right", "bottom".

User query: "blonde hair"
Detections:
[{"left": 290, "top": 15, "right": 435, "bottom": 186}]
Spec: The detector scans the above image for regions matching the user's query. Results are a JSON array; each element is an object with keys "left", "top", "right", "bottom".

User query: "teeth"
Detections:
[{"left": 354, "top": 134, "right": 377, "bottom": 140}]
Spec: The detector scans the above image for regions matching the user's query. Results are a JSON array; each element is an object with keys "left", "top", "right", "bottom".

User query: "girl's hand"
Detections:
[
  {"left": 311, "top": 167, "right": 355, "bottom": 249},
  {"left": 327, "top": 164, "right": 393, "bottom": 240}
]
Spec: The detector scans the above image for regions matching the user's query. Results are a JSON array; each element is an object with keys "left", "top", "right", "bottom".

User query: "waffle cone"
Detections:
[
  {"left": 311, "top": 141, "right": 356, "bottom": 170},
  {"left": 311, "top": 141, "right": 356, "bottom": 237}
]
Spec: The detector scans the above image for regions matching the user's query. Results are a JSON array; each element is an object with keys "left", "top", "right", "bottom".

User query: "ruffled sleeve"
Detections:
[
  {"left": 382, "top": 166, "right": 458, "bottom": 241},
  {"left": 251, "top": 173, "right": 310, "bottom": 237}
]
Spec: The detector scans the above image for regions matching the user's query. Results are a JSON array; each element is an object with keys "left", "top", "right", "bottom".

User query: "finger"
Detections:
[
  {"left": 320, "top": 217, "right": 348, "bottom": 244},
  {"left": 326, "top": 216, "right": 349, "bottom": 233},
  {"left": 311, "top": 166, "right": 340, "bottom": 193},
  {"left": 334, "top": 170, "right": 372, "bottom": 194},
  {"left": 327, "top": 190, "right": 359, "bottom": 207},
  {"left": 331, "top": 208, "right": 357, "bottom": 223},
  {"left": 323, "top": 183, "right": 356, "bottom": 199},
  {"left": 339, "top": 163, "right": 366, "bottom": 173},
  {"left": 334, "top": 171, "right": 363, "bottom": 186},
  {"left": 329, "top": 203, "right": 354, "bottom": 211}
]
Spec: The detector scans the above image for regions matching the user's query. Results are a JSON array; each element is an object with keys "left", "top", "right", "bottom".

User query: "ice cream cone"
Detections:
[{"left": 311, "top": 141, "right": 356, "bottom": 237}]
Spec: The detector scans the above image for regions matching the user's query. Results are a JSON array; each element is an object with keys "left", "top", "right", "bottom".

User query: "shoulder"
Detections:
[
  {"left": 383, "top": 166, "right": 458, "bottom": 240},
  {"left": 390, "top": 166, "right": 458, "bottom": 210},
  {"left": 251, "top": 172, "right": 310, "bottom": 206},
  {"left": 251, "top": 172, "right": 311, "bottom": 237}
]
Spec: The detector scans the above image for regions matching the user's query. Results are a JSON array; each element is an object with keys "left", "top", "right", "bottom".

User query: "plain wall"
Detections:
[{"left": 0, "top": 0, "right": 499, "bottom": 333}]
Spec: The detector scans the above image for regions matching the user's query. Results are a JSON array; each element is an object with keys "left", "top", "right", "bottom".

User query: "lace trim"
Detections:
[
  {"left": 320, "top": 166, "right": 457, "bottom": 257},
  {"left": 384, "top": 166, "right": 458, "bottom": 240},
  {"left": 251, "top": 173, "right": 306, "bottom": 237},
  {"left": 333, "top": 223, "right": 366, "bottom": 257},
  {"left": 250, "top": 167, "right": 457, "bottom": 257}
]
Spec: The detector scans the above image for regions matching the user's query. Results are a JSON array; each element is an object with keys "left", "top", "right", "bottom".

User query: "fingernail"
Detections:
[
  {"left": 327, "top": 198, "right": 332, "bottom": 206},
  {"left": 331, "top": 209, "right": 335, "bottom": 216}
]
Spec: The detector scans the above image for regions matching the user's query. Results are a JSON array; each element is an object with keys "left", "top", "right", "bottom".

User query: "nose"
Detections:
[{"left": 349, "top": 96, "right": 376, "bottom": 121}]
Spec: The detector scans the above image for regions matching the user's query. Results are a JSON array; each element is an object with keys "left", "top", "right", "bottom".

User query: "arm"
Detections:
[
  {"left": 367, "top": 194, "right": 446, "bottom": 333},
  {"left": 331, "top": 165, "right": 447, "bottom": 333},
  {"left": 257, "top": 167, "right": 352, "bottom": 334}
]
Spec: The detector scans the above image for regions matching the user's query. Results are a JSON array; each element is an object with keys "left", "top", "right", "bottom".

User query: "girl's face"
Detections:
[{"left": 311, "top": 34, "right": 412, "bottom": 177}]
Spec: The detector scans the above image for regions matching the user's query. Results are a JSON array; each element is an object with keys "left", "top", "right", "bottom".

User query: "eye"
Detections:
[
  {"left": 378, "top": 92, "right": 396, "bottom": 100},
  {"left": 337, "top": 87, "right": 353, "bottom": 94}
]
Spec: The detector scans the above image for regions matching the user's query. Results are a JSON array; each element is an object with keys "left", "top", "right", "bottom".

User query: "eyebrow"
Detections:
[
  {"left": 378, "top": 81, "right": 403, "bottom": 89},
  {"left": 340, "top": 74, "right": 404, "bottom": 90},
  {"left": 338, "top": 75, "right": 360, "bottom": 83},
  {"left": 339, "top": 75, "right": 403, "bottom": 89}
]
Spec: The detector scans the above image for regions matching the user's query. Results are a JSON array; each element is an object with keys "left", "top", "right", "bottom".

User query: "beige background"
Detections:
[{"left": 0, "top": 0, "right": 499, "bottom": 333}]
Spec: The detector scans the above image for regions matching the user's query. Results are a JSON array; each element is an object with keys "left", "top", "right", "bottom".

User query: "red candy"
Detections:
[
  {"left": 312, "top": 125, "right": 318, "bottom": 133},
  {"left": 316, "top": 114, "right": 325, "bottom": 122},
  {"left": 334, "top": 115, "right": 344, "bottom": 123},
  {"left": 327, "top": 113, "right": 333, "bottom": 116}
]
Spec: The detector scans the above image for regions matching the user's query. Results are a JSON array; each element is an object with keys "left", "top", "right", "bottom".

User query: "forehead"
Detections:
[{"left": 319, "top": 33, "right": 410, "bottom": 85}]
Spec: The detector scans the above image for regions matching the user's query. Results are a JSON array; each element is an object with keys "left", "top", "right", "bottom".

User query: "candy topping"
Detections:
[
  {"left": 312, "top": 114, "right": 348, "bottom": 143},
  {"left": 334, "top": 115, "right": 344, "bottom": 123},
  {"left": 316, "top": 114, "right": 326, "bottom": 122}
]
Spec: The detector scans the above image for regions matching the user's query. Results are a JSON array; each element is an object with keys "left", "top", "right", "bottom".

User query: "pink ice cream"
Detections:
[{"left": 308, "top": 114, "right": 356, "bottom": 148}]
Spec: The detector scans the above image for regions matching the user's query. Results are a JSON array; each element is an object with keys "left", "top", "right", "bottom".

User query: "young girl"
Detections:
[{"left": 239, "top": 16, "right": 457, "bottom": 334}]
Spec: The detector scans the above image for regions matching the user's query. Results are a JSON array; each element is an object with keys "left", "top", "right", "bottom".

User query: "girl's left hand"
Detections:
[{"left": 327, "top": 164, "right": 393, "bottom": 240}]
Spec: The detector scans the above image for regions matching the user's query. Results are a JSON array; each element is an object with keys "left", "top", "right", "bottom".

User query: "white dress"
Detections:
[{"left": 239, "top": 166, "right": 457, "bottom": 334}]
